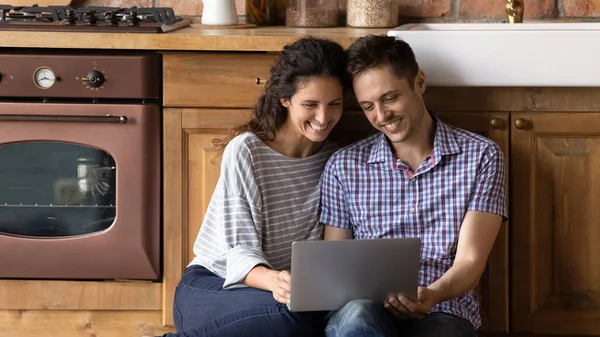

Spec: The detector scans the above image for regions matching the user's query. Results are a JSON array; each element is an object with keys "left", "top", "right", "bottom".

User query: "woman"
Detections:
[{"left": 159, "top": 37, "right": 349, "bottom": 337}]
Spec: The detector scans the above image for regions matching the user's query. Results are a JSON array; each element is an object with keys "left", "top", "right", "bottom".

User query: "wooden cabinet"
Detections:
[
  {"left": 163, "top": 52, "right": 277, "bottom": 108},
  {"left": 511, "top": 112, "right": 600, "bottom": 335},
  {"left": 162, "top": 51, "right": 600, "bottom": 337}
]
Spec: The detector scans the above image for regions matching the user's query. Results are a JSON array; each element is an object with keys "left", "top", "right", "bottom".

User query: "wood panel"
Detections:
[
  {"left": 186, "top": 133, "right": 229, "bottom": 265},
  {"left": 424, "top": 87, "right": 600, "bottom": 112},
  {"left": 162, "top": 108, "right": 184, "bottom": 327},
  {"left": 436, "top": 112, "right": 510, "bottom": 333},
  {"left": 0, "top": 280, "right": 160, "bottom": 310},
  {"left": 511, "top": 112, "right": 600, "bottom": 335},
  {"left": 182, "top": 109, "right": 255, "bottom": 264},
  {"left": 0, "top": 27, "right": 389, "bottom": 51},
  {"left": 163, "top": 53, "right": 277, "bottom": 108},
  {"left": 0, "top": 310, "right": 174, "bottom": 337}
]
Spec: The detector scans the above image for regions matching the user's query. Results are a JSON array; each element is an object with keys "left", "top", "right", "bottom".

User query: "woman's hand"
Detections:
[{"left": 271, "top": 270, "right": 292, "bottom": 305}]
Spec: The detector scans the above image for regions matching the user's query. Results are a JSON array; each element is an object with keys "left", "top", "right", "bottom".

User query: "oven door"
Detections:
[{"left": 0, "top": 102, "right": 160, "bottom": 280}]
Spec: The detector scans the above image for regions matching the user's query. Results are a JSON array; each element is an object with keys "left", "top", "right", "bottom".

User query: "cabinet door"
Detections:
[
  {"left": 436, "top": 112, "right": 510, "bottom": 333},
  {"left": 511, "top": 112, "right": 600, "bottom": 335}
]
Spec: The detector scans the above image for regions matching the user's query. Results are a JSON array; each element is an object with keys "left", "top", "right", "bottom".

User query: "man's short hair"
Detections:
[{"left": 346, "top": 35, "right": 420, "bottom": 88}]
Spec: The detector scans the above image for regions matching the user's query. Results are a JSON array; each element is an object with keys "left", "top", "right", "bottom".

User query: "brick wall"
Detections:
[{"left": 71, "top": 0, "right": 600, "bottom": 22}]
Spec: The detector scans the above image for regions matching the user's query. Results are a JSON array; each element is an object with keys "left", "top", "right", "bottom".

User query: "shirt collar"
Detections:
[{"left": 367, "top": 112, "right": 461, "bottom": 166}]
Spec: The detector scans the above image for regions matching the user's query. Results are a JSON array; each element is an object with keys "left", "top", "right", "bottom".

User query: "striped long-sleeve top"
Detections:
[{"left": 188, "top": 132, "right": 339, "bottom": 288}]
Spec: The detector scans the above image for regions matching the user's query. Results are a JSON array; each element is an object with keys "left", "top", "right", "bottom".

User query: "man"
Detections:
[{"left": 319, "top": 35, "right": 507, "bottom": 337}]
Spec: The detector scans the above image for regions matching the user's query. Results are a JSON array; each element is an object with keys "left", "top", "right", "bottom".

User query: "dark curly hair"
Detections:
[
  {"left": 346, "top": 35, "right": 419, "bottom": 89},
  {"left": 213, "top": 36, "right": 349, "bottom": 153}
]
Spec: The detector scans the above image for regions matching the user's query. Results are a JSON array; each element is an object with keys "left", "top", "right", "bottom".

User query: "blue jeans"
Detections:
[
  {"left": 325, "top": 299, "right": 477, "bottom": 337},
  {"left": 158, "top": 265, "right": 326, "bottom": 337}
]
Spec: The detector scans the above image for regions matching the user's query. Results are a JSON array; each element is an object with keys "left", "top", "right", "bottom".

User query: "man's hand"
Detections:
[
  {"left": 271, "top": 270, "right": 292, "bottom": 305},
  {"left": 384, "top": 286, "right": 446, "bottom": 319}
]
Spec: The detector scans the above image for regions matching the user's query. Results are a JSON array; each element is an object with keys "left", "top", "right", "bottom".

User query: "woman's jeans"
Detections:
[
  {"left": 325, "top": 299, "right": 477, "bottom": 337},
  {"left": 158, "top": 265, "right": 326, "bottom": 337}
]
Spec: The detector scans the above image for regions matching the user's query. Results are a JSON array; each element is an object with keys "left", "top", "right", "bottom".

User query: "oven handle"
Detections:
[{"left": 0, "top": 114, "right": 128, "bottom": 123}]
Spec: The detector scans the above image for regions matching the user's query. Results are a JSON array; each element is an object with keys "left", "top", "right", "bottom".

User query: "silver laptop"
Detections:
[{"left": 288, "top": 238, "right": 421, "bottom": 312}]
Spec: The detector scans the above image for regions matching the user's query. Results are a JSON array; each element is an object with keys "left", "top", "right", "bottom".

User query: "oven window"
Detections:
[{"left": 0, "top": 141, "right": 116, "bottom": 237}]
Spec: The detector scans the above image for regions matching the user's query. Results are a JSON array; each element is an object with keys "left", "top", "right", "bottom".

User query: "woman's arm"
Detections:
[
  {"left": 207, "top": 135, "right": 277, "bottom": 289},
  {"left": 244, "top": 265, "right": 279, "bottom": 291},
  {"left": 324, "top": 224, "right": 353, "bottom": 240}
]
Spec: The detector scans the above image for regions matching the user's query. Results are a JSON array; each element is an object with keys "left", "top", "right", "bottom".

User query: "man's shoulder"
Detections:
[
  {"left": 329, "top": 133, "right": 381, "bottom": 164},
  {"left": 444, "top": 122, "right": 502, "bottom": 154}
]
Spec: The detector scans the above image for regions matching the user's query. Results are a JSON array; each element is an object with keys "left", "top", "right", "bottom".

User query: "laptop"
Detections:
[{"left": 288, "top": 237, "right": 421, "bottom": 312}]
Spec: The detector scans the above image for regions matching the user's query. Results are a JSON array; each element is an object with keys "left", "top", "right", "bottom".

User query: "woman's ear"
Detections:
[{"left": 280, "top": 98, "right": 290, "bottom": 108}]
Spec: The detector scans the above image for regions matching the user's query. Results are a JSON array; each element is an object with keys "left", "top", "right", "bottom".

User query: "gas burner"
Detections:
[{"left": 0, "top": 4, "right": 191, "bottom": 33}]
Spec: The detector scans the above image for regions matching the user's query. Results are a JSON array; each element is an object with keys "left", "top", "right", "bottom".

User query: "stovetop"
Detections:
[{"left": 0, "top": 5, "right": 191, "bottom": 33}]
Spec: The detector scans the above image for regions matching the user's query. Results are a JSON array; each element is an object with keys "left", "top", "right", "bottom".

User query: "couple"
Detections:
[{"left": 160, "top": 34, "right": 507, "bottom": 337}]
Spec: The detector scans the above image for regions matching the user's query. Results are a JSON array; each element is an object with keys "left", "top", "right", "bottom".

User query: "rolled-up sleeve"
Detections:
[
  {"left": 319, "top": 157, "right": 351, "bottom": 229},
  {"left": 467, "top": 143, "right": 508, "bottom": 221}
]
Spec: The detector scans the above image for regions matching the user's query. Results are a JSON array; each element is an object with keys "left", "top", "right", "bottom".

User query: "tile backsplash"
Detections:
[{"left": 71, "top": 0, "right": 600, "bottom": 22}]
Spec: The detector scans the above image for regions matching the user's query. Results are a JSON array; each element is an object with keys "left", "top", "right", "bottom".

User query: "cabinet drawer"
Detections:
[{"left": 163, "top": 52, "right": 276, "bottom": 108}]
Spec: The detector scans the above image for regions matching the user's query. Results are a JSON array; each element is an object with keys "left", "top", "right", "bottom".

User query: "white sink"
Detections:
[{"left": 387, "top": 23, "right": 600, "bottom": 87}]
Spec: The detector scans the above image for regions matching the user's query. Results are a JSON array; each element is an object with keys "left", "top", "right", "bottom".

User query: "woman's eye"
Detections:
[{"left": 303, "top": 104, "right": 317, "bottom": 108}]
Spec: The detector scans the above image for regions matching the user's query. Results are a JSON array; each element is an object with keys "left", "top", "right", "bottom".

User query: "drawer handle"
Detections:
[
  {"left": 0, "top": 114, "right": 128, "bottom": 123},
  {"left": 490, "top": 117, "right": 503, "bottom": 129},
  {"left": 255, "top": 77, "right": 268, "bottom": 85},
  {"left": 515, "top": 118, "right": 528, "bottom": 130}
]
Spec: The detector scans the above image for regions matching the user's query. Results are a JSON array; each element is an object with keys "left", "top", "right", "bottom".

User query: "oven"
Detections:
[{"left": 0, "top": 50, "right": 161, "bottom": 281}]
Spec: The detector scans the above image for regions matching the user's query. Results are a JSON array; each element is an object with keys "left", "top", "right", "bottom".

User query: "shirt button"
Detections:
[{"left": 410, "top": 207, "right": 416, "bottom": 212}]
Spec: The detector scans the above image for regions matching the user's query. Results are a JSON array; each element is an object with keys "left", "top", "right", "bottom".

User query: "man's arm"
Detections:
[
  {"left": 324, "top": 224, "right": 353, "bottom": 240},
  {"left": 388, "top": 210, "right": 502, "bottom": 317},
  {"left": 426, "top": 210, "right": 502, "bottom": 302}
]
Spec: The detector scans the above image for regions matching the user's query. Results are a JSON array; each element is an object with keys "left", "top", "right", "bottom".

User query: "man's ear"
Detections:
[
  {"left": 280, "top": 98, "right": 290, "bottom": 108},
  {"left": 414, "top": 70, "right": 426, "bottom": 94}
]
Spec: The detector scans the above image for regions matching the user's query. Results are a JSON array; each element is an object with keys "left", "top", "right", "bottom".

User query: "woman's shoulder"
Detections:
[{"left": 223, "top": 132, "right": 265, "bottom": 158}]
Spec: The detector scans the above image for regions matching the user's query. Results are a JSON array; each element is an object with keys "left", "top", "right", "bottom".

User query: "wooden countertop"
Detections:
[{"left": 0, "top": 25, "right": 390, "bottom": 51}]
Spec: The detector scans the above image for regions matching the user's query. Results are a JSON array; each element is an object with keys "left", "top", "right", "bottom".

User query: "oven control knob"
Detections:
[{"left": 83, "top": 71, "right": 105, "bottom": 88}]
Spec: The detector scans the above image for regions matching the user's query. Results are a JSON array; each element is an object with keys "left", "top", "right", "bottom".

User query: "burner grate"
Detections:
[{"left": 0, "top": 4, "right": 190, "bottom": 33}]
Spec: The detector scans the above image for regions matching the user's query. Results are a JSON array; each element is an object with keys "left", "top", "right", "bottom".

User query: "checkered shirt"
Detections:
[{"left": 319, "top": 115, "right": 508, "bottom": 329}]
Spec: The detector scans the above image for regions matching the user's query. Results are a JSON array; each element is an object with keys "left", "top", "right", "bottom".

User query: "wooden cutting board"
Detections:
[{"left": 8, "top": 0, "right": 72, "bottom": 6}]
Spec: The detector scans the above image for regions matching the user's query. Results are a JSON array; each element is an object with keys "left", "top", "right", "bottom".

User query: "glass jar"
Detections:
[
  {"left": 246, "top": 0, "right": 277, "bottom": 25},
  {"left": 286, "top": 0, "right": 339, "bottom": 27},
  {"left": 346, "top": 0, "right": 399, "bottom": 28}
]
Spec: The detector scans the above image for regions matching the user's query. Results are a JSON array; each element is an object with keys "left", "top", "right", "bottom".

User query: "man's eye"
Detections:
[{"left": 384, "top": 96, "right": 397, "bottom": 103}]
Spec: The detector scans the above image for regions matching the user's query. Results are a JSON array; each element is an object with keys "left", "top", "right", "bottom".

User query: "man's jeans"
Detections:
[
  {"left": 325, "top": 299, "right": 477, "bottom": 337},
  {"left": 157, "top": 265, "right": 326, "bottom": 337}
]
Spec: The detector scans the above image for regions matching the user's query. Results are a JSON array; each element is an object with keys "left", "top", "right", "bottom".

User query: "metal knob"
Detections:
[
  {"left": 255, "top": 77, "right": 268, "bottom": 85},
  {"left": 83, "top": 71, "right": 105, "bottom": 88},
  {"left": 490, "top": 118, "right": 503, "bottom": 129},
  {"left": 515, "top": 118, "right": 528, "bottom": 129}
]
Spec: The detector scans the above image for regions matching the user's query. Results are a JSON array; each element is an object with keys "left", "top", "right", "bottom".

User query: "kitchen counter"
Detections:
[{"left": 0, "top": 25, "right": 389, "bottom": 51}]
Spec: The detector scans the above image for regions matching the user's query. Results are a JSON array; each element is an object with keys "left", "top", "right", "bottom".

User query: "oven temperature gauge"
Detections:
[{"left": 33, "top": 67, "right": 57, "bottom": 89}]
